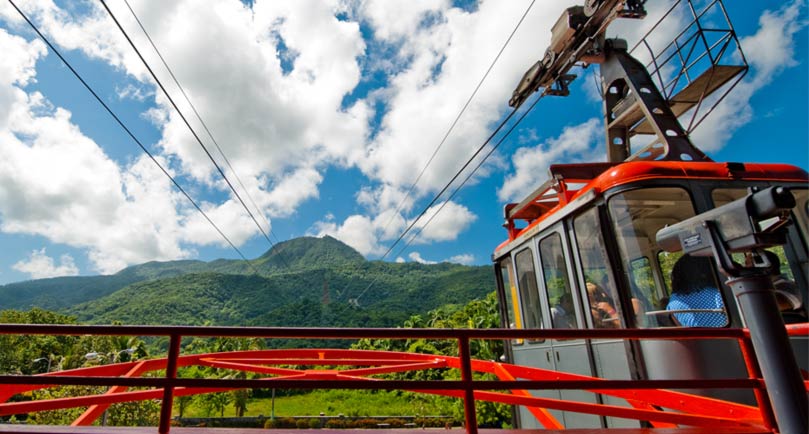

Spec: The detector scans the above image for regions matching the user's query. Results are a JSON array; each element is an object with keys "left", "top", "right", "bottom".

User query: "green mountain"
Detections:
[
  {"left": 2, "top": 236, "right": 495, "bottom": 328},
  {"left": 0, "top": 236, "right": 362, "bottom": 311}
]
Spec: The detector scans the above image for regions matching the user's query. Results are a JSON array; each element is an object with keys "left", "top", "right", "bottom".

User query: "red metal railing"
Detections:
[{"left": 1, "top": 324, "right": 806, "bottom": 433}]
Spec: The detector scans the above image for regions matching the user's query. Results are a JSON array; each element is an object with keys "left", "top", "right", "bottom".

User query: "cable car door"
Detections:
[
  {"left": 510, "top": 246, "right": 561, "bottom": 428},
  {"left": 538, "top": 227, "right": 601, "bottom": 428},
  {"left": 571, "top": 206, "right": 637, "bottom": 428}
]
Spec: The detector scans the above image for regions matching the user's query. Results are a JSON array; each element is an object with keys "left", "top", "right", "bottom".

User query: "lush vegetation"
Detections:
[
  {"left": 1, "top": 237, "right": 495, "bottom": 332},
  {"left": 0, "top": 236, "right": 508, "bottom": 427},
  {"left": 1, "top": 291, "right": 509, "bottom": 427}
]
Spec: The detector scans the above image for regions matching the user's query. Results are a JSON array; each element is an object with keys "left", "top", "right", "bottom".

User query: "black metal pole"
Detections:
[{"left": 727, "top": 274, "right": 808, "bottom": 434}]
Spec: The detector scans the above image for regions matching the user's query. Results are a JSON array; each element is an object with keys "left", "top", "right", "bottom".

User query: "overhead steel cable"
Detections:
[
  {"left": 340, "top": 1, "right": 539, "bottom": 305},
  {"left": 344, "top": 103, "right": 521, "bottom": 305},
  {"left": 351, "top": 90, "right": 546, "bottom": 304},
  {"left": 380, "top": 107, "right": 519, "bottom": 261},
  {"left": 99, "top": 0, "right": 278, "bottom": 254},
  {"left": 394, "top": 92, "right": 548, "bottom": 260},
  {"left": 120, "top": 0, "right": 281, "bottom": 247},
  {"left": 378, "top": 0, "right": 538, "bottom": 237},
  {"left": 6, "top": 0, "right": 260, "bottom": 275}
]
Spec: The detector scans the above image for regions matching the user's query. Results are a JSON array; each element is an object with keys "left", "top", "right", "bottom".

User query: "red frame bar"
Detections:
[{"left": 0, "top": 324, "right": 804, "bottom": 432}]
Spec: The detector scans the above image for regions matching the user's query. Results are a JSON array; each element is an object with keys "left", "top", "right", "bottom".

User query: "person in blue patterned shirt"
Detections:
[{"left": 666, "top": 255, "right": 728, "bottom": 327}]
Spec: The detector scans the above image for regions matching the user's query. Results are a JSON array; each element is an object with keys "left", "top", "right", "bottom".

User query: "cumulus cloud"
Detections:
[
  {"left": 12, "top": 248, "right": 79, "bottom": 279},
  {"left": 690, "top": 0, "right": 806, "bottom": 150},
  {"left": 357, "top": 0, "right": 579, "bottom": 206},
  {"left": 315, "top": 0, "right": 589, "bottom": 258},
  {"left": 312, "top": 199, "right": 475, "bottom": 257},
  {"left": 499, "top": 118, "right": 602, "bottom": 202},
  {"left": 408, "top": 252, "right": 436, "bottom": 265},
  {"left": 311, "top": 214, "right": 381, "bottom": 256},
  {"left": 409, "top": 201, "right": 476, "bottom": 244},
  {"left": 0, "top": 26, "right": 240, "bottom": 274},
  {"left": 448, "top": 253, "right": 474, "bottom": 265}
]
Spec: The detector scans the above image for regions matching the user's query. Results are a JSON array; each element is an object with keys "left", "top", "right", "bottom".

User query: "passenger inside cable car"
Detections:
[{"left": 665, "top": 255, "right": 727, "bottom": 327}]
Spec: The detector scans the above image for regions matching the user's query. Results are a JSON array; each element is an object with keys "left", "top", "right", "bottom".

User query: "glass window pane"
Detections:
[
  {"left": 609, "top": 187, "right": 727, "bottom": 327},
  {"left": 515, "top": 248, "right": 543, "bottom": 333},
  {"left": 540, "top": 233, "right": 580, "bottom": 329},
  {"left": 713, "top": 188, "right": 807, "bottom": 324},
  {"left": 573, "top": 207, "right": 621, "bottom": 329},
  {"left": 498, "top": 257, "right": 524, "bottom": 344}
]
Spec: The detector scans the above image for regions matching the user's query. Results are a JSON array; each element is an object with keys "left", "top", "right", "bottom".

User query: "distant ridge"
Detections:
[{"left": 0, "top": 236, "right": 494, "bottom": 328}]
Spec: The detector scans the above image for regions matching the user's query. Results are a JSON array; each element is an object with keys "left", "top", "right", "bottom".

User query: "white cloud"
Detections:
[
  {"left": 408, "top": 251, "right": 436, "bottom": 265},
  {"left": 263, "top": 167, "right": 323, "bottom": 218},
  {"left": 5, "top": 0, "right": 370, "bottom": 220},
  {"left": 116, "top": 83, "right": 153, "bottom": 101},
  {"left": 312, "top": 199, "right": 475, "bottom": 257},
  {"left": 409, "top": 201, "right": 476, "bottom": 244},
  {"left": 13, "top": 248, "right": 79, "bottom": 279},
  {"left": 127, "top": 0, "right": 370, "bottom": 204},
  {"left": 690, "top": 0, "right": 806, "bottom": 150},
  {"left": 448, "top": 253, "right": 474, "bottom": 265},
  {"left": 311, "top": 214, "right": 382, "bottom": 256},
  {"left": 0, "top": 28, "right": 194, "bottom": 274},
  {"left": 499, "top": 118, "right": 602, "bottom": 202},
  {"left": 354, "top": 0, "right": 579, "bottom": 210}
]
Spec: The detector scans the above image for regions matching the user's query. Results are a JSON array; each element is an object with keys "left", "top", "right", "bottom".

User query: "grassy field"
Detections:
[{"left": 180, "top": 389, "right": 455, "bottom": 418}]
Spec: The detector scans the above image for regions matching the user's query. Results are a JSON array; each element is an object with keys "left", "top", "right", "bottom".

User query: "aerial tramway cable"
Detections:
[
  {"left": 352, "top": 90, "right": 547, "bottom": 305},
  {"left": 120, "top": 0, "right": 282, "bottom": 249},
  {"left": 114, "top": 0, "right": 294, "bottom": 270},
  {"left": 393, "top": 91, "right": 548, "bottom": 260},
  {"left": 378, "top": 0, "right": 538, "bottom": 237},
  {"left": 340, "top": 1, "right": 539, "bottom": 305},
  {"left": 6, "top": 0, "right": 260, "bottom": 275},
  {"left": 100, "top": 0, "right": 280, "bottom": 255}
]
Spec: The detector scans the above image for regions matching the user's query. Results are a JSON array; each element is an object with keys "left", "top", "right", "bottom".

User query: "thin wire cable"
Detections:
[
  {"left": 6, "top": 0, "right": 260, "bottom": 275},
  {"left": 344, "top": 104, "right": 520, "bottom": 305},
  {"left": 394, "top": 92, "right": 547, "bottom": 260},
  {"left": 378, "top": 0, "right": 538, "bottom": 236},
  {"left": 380, "top": 107, "right": 519, "bottom": 262},
  {"left": 100, "top": 0, "right": 278, "bottom": 254},
  {"left": 352, "top": 91, "right": 546, "bottom": 304},
  {"left": 120, "top": 0, "right": 280, "bottom": 246},
  {"left": 117, "top": 0, "right": 293, "bottom": 271}
]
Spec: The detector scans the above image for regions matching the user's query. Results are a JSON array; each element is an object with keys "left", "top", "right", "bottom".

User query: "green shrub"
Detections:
[{"left": 296, "top": 419, "right": 310, "bottom": 429}]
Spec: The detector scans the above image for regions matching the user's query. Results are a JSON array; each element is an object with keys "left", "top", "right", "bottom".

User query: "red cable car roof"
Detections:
[{"left": 497, "top": 161, "right": 808, "bottom": 252}]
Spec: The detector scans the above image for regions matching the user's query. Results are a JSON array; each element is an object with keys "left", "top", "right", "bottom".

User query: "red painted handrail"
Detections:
[{"left": 1, "top": 324, "right": 804, "bottom": 433}]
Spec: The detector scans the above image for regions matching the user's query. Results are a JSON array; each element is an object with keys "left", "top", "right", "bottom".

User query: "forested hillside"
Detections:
[{"left": 1, "top": 236, "right": 495, "bottom": 328}]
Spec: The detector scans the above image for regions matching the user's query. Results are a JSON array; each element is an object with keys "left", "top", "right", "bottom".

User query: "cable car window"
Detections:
[
  {"left": 658, "top": 251, "right": 684, "bottom": 294},
  {"left": 498, "top": 256, "right": 524, "bottom": 345},
  {"left": 713, "top": 188, "right": 808, "bottom": 323},
  {"left": 610, "top": 187, "right": 728, "bottom": 327},
  {"left": 514, "top": 248, "right": 544, "bottom": 338},
  {"left": 629, "top": 256, "right": 655, "bottom": 327},
  {"left": 540, "top": 233, "right": 580, "bottom": 329},
  {"left": 573, "top": 207, "right": 621, "bottom": 329}
]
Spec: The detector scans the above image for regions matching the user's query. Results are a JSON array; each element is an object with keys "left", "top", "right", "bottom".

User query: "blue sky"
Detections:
[{"left": 0, "top": 0, "right": 806, "bottom": 284}]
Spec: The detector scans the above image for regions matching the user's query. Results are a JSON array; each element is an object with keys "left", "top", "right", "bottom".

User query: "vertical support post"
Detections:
[
  {"left": 728, "top": 274, "right": 808, "bottom": 434},
  {"left": 159, "top": 334, "right": 182, "bottom": 434},
  {"left": 458, "top": 336, "right": 478, "bottom": 434}
]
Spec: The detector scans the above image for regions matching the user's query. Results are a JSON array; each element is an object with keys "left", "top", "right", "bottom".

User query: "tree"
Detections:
[
  {"left": 352, "top": 292, "right": 511, "bottom": 427},
  {"left": 198, "top": 392, "right": 232, "bottom": 418}
]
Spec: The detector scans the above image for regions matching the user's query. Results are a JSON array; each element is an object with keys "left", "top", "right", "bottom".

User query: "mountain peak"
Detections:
[{"left": 257, "top": 235, "right": 365, "bottom": 270}]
